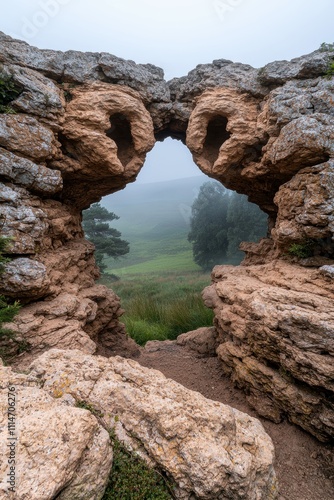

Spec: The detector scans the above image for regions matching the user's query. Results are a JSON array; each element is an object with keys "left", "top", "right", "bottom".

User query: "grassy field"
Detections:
[
  {"left": 100, "top": 177, "right": 218, "bottom": 344},
  {"left": 101, "top": 271, "right": 214, "bottom": 345}
]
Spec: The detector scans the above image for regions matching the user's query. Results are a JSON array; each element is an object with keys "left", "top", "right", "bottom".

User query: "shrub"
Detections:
[
  {"left": 74, "top": 399, "right": 173, "bottom": 499},
  {"left": 319, "top": 42, "right": 334, "bottom": 52},
  {"left": 325, "top": 61, "right": 334, "bottom": 78},
  {"left": 288, "top": 240, "right": 315, "bottom": 259},
  {"left": 103, "top": 430, "right": 173, "bottom": 500},
  {"left": 0, "top": 75, "right": 21, "bottom": 113}
]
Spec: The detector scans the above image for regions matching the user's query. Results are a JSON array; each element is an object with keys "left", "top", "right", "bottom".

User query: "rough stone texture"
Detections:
[
  {"left": 0, "top": 258, "right": 50, "bottom": 298},
  {"left": 0, "top": 32, "right": 334, "bottom": 446},
  {"left": 272, "top": 161, "right": 334, "bottom": 249},
  {"left": 57, "top": 82, "right": 155, "bottom": 207},
  {"left": 176, "top": 327, "right": 219, "bottom": 357},
  {"left": 0, "top": 362, "right": 113, "bottom": 499},
  {"left": 203, "top": 262, "right": 334, "bottom": 441},
  {"left": 0, "top": 31, "right": 170, "bottom": 130},
  {"left": 0, "top": 148, "right": 63, "bottom": 194},
  {"left": 29, "top": 349, "right": 278, "bottom": 500},
  {"left": 0, "top": 114, "right": 57, "bottom": 161}
]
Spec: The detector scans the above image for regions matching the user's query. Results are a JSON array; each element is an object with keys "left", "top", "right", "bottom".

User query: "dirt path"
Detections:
[{"left": 134, "top": 342, "right": 334, "bottom": 500}]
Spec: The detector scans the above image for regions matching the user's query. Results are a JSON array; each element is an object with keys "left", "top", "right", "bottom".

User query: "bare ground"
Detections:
[{"left": 133, "top": 342, "right": 334, "bottom": 500}]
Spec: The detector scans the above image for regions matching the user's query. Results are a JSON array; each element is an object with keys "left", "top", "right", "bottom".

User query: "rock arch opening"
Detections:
[{"left": 85, "top": 136, "right": 268, "bottom": 350}]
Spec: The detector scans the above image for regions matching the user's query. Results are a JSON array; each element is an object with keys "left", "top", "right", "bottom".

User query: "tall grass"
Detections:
[{"left": 103, "top": 272, "right": 214, "bottom": 346}]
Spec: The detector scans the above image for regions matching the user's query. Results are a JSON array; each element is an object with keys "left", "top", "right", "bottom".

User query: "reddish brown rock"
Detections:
[
  {"left": 203, "top": 261, "right": 334, "bottom": 440},
  {"left": 0, "top": 33, "right": 334, "bottom": 448}
]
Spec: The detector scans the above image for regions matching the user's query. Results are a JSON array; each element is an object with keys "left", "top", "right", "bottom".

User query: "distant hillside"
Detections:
[
  {"left": 101, "top": 175, "right": 213, "bottom": 238},
  {"left": 101, "top": 175, "right": 215, "bottom": 274}
]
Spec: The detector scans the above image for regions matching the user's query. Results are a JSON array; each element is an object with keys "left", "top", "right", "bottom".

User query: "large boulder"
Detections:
[
  {"left": 29, "top": 349, "right": 278, "bottom": 500},
  {"left": 0, "top": 362, "right": 113, "bottom": 499}
]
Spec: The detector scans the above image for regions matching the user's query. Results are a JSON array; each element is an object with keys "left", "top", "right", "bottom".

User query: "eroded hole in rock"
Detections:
[
  {"left": 203, "top": 116, "right": 231, "bottom": 165},
  {"left": 106, "top": 113, "right": 136, "bottom": 166}
]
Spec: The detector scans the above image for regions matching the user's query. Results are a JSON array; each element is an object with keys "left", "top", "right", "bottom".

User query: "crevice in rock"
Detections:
[
  {"left": 57, "top": 132, "right": 79, "bottom": 160},
  {"left": 202, "top": 115, "right": 231, "bottom": 165},
  {"left": 106, "top": 113, "right": 135, "bottom": 166}
]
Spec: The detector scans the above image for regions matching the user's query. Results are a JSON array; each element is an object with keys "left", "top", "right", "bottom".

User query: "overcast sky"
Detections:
[{"left": 2, "top": 0, "right": 333, "bottom": 183}]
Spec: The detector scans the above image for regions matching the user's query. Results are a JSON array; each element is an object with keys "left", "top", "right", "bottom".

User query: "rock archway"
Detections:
[{"left": 1, "top": 32, "right": 334, "bottom": 441}]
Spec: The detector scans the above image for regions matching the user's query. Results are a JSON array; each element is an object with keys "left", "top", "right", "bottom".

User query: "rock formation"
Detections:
[
  {"left": 0, "top": 349, "right": 277, "bottom": 499},
  {"left": 0, "top": 359, "right": 113, "bottom": 499},
  {"left": 0, "top": 31, "right": 334, "bottom": 496}
]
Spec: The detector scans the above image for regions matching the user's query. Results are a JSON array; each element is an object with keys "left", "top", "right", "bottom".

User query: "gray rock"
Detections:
[
  {"left": 1, "top": 64, "right": 64, "bottom": 127},
  {"left": 0, "top": 32, "right": 170, "bottom": 129},
  {"left": 258, "top": 50, "right": 334, "bottom": 85},
  {"left": 0, "top": 258, "right": 50, "bottom": 298},
  {"left": 0, "top": 183, "right": 20, "bottom": 204},
  {"left": 0, "top": 148, "right": 63, "bottom": 194},
  {"left": 320, "top": 265, "right": 334, "bottom": 278},
  {"left": 0, "top": 204, "right": 48, "bottom": 254}
]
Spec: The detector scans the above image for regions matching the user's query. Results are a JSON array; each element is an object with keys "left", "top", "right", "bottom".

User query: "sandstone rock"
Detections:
[
  {"left": 203, "top": 261, "right": 334, "bottom": 440},
  {"left": 176, "top": 327, "right": 219, "bottom": 357},
  {"left": 30, "top": 349, "right": 278, "bottom": 500},
  {"left": 0, "top": 114, "right": 56, "bottom": 161},
  {"left": 0, "top": 363, "right": 113, "bottom": 499},
  {"left": 0, "top": 32, "right": 170, "bottom": 130},
  {"left": 58, "top": 82, "right": 155, "bottom": 207},
  {"left": 186, "top": 87, "right": 263, "bottom": 182},
  {"left": 1, "top": 32, "right": 334, "bottom": 451},
  {"left": 272, "top": 161, "right": 334, "bottom": 249}
]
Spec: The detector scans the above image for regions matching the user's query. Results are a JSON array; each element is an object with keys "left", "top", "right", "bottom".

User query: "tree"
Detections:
[
  {"left": 188, "top": 182, "right": 230, "bottom": 270},
  {"left": 226, "top": 192, "right": 268, "bottom": 262},
  {"left": 82, "top": 203, "right": 129, "bottom": 272},
  {"left": 188, "top": 181, "right": 268, "bottom": 270}
]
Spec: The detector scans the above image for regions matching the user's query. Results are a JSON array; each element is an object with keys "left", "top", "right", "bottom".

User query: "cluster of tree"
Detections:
[
  {"left": 188, "top": 181, "right": 268, "bottom": 270},
  {"left": 82, "top": 203, "right": 130, "bottom": 272}
]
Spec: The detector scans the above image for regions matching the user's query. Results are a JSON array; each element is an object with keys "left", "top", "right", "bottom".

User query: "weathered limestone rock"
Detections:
[
  {"left": 0, "top": 62, "right": 65, "bottom": 128},
  {"left": 0, "top": 148, "right": 63, "bottom": 194},
  {"left": 176, "top": 327, "right": 219, "bottom": 357},
  {"left": 0, "top": 31, "right": 334, "bottom": 447},
  {"left": 0, "top": 362, "right": 113, "bottom": 500},
  {"left": 186, "top": 88, "right": 264, "bottom": 202},
  {"left": 0, "top": 31, "right": 171, "bottom": 130},
  {"left": 0, "top": 258, "right": 50, "bottom": 298},
  {"left": 29, "top": 349, "right": 278, "bottom": 500},
  {"left": 257, "top": 50, "right": 333, "bottom": 85},
  {"left": 203, "top": 262, "right": 334, "bottom": 440}
]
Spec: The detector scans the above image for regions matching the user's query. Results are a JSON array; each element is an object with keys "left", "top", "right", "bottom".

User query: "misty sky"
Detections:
[{"left": 2, "top": 0, "right": 333, "bottom": 183}]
